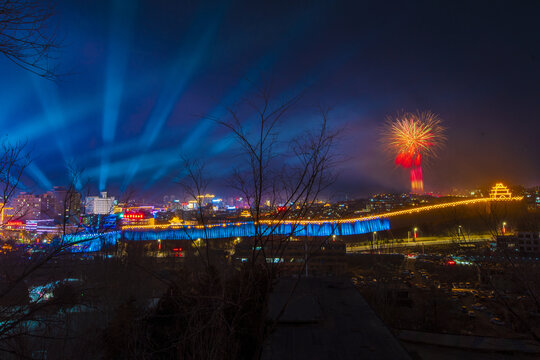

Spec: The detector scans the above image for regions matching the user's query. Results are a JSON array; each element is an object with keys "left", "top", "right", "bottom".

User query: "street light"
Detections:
[
  {"left": 458, "top": 225, "right": 462, "bottom": 238},
  {"left": 413, "top": 227, "right": 418, "bottom": 241},
  {"left": 371, "top": 231, "right": 377, "bottom": 253},
  {"left": 502, "top": 222, "right": 507, "bottom": 234}
]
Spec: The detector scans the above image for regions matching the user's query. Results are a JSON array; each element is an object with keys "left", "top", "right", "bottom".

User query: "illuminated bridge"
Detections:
[
  {"left": 67, "top": 218, "right": 390, "bottom": 252},
  {"left": 123, "top": 218, "right": 390, "bottom": 241},
  {"left": 66, "top": 192, "right": 523, "bottom": 252}
]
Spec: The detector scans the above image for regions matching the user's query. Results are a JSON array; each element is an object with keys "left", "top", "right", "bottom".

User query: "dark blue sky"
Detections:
[{"left": 2, "top": 0, "right": 539, "bottom": 199}]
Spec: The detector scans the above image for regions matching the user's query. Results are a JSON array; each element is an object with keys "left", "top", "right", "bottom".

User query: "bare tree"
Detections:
[
  {"left": 218, "top": 84, "right": 338, "bottom": 275},
  {"left": 0, "top": 0, "right": 59, "bottom": 80},
  {"left": 177, "top": 158, "right": 215, "bottom": 268},
  {"left": 0, "top": 164, "right": 137, "bottom": 358},
  {"left": 158, "top": 82, "right": 340, "bottom": 358},
  {"left": 0, "top": 137, "right": 31, "bottom": 226}
]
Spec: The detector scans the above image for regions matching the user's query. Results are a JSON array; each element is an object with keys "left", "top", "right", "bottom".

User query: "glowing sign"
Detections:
[
  {"left": 240, "top": 210, "right": 251, "bottom": 218},
  {"left": 124, "top": 213, "right": 145, "bottom": 220}
]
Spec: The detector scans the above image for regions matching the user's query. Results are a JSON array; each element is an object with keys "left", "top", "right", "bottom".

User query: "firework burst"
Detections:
[{"left": 383, "top": 111, "right": 445, "bottom": 193}]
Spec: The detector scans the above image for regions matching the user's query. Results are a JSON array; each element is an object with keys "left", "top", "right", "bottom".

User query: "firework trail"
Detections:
[{"left": 383, "top": 111, "right": 445, "bottom": 193}]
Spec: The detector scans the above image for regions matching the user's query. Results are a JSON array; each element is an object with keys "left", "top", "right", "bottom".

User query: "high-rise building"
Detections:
[
  {"left": 40, "top": 187, "right": 82, "bottom": 221},
  {"left": 53, "top": 186, "right": 82, "bottom": 220},
  {"left": 85, "top": 192, "right": 116, "bottom": 215},
  {"left": 12, "top": 192, "right": 41, "bottom": 220},
  {"left": 40, "top": 191, "right": 56, "bottom": 218},
  {"left": 163, "top": 195, "right": 177, "bottom": 205}
]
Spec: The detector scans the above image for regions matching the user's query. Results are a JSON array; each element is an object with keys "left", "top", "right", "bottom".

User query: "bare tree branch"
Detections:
[{"left": 0, "top": 0, "right": 60, "bottom": 80}]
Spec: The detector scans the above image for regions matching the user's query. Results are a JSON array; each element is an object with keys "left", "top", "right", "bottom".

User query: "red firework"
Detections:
[{"left": 383, "top": 111, "right": 445, "bottom": 193}]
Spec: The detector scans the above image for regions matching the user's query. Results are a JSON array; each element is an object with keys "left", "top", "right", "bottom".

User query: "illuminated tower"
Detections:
[{"left": 489, "top": 183, "right": 512, "bottom": 199}]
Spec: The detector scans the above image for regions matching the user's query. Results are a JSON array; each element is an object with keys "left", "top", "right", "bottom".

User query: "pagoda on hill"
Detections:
[{"left": 489, "top": 183, "right": 512, "bottom": 199}]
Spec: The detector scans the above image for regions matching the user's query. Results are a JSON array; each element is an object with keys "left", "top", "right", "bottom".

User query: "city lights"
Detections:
[
  {"left": 117, "top": 188, "right": 523, "bottom": 244},
  {"left": 1, "top": 0, "right": 539, "bottom": 357}
]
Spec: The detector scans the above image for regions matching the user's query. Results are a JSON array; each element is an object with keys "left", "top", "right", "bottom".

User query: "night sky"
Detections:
[{"left": 2, "top": 0, "right": 540, "bottom": 200}]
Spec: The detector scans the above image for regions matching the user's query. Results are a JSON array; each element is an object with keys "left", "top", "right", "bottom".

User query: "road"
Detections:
[{"left": 347, "top": 235, "right": 493, "bottom": 253}]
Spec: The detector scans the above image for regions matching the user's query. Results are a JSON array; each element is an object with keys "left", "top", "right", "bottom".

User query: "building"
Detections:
[
  {"left": 489, "top": 183, "right": 512, "bottom": 199},
  {"left": 496, "top": 232, "right": 540, "bottom": 255},
  {"left": 122, "top": 208, "right": 155, "bottom": 226},
  {"left": 12, "top": 192, "right": 41, "bottom": 220},
  {"left": 41, "top": 187, "right": 82, "bottom": 221},
  {"left": 515, "top": 232, "right": 540, "bottom": 254},
  {"left": 85, "top": 192, "right": 116, "bottom": 215},
  {"left": 523, "top": 186, "right": 540, "bottom": 209},
  {"left": 367, "top": 193, "right": 412, "bottom": 212},
  {"left": 234, "top": 238, "right": 346, "bottom": 276},
  {"left": 163, "top": 195, "right": 177, "bottom": 206},
  {"left": 52, "top": 186, "right": 82, "bottom": 219},
  {"left": 40, "top": 191, "right": 56, "bottom": 218}
]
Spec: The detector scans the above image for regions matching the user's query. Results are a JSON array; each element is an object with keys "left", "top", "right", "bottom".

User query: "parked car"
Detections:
[{"left": 472, "top": 303, "right": 486, "bottom": 311}]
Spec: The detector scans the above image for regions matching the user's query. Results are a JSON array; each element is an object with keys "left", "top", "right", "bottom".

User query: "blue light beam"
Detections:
[{"left": 100, "top": 0, "right": 139, "bottom": 191}]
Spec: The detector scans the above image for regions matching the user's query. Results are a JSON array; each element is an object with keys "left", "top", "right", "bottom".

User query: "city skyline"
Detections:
[
  {"left": 2, "top": 2, "right": 540, "bottom": 357},
  {"left": 1, "top": 0, "right": 539, "bottom": 197}
]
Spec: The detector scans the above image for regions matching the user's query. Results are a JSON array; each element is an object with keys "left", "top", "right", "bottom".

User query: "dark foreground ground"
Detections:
[{"left": 262, "top": 277, "right": 411, "bottom": 360}]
